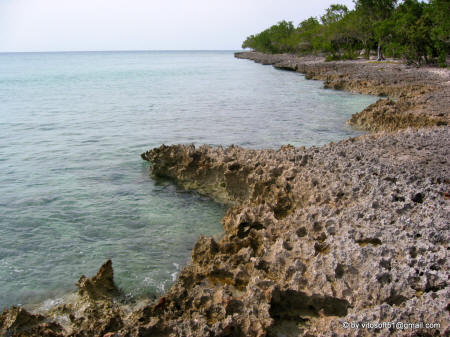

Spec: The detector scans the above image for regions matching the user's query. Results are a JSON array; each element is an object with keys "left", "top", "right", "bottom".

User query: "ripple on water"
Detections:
[{"left": 0, "top": 51, "right": 377, "bottom": 308}]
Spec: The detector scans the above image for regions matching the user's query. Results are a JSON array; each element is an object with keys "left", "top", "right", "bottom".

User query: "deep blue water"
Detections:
[{"left": 0, "top": 51, "right": 377, "bottom": 308}]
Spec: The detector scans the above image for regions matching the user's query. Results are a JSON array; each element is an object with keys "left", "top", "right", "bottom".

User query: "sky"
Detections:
[{"left": 0, "top": 0, "right": 356, "bottom": 52}]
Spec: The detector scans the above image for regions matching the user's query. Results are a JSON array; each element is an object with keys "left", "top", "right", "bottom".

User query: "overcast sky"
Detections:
[{"left": 0, "top": 0, "right": 356, "bottom": 52}]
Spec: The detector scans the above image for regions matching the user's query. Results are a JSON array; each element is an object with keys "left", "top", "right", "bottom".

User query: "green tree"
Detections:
[
  {"left": 427, "top": 0, "right": 450, "bottom": 65},
  {"left": 354, "top": 0, "right": 398, "bottom": 60},
  {"left": 296, "top": 17, "right": 324, "bottom": 53},
  {"left": 268, "top": 20, "right": 296, "bottom": 53},
  {"left": 240, "top": 0, "right": 448, "bottom": 65},
  {"left": 241, "top": 21, "right": 295, "bottom": 53},
  {"left": 390, "top": 0, "right": 430, "bottom": 64},
  {"left": 321, "top": 4, "right": 349, "bottom": 25},
  {"left": 330, "top": 10, "right": 365, "bottom": 59}
]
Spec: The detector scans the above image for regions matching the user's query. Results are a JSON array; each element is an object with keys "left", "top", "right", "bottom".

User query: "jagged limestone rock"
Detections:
[
  {"left": 139, "top": 128, "right": 449, "bottom": 336},
  {"left": 235, "top": 51, "right": 449, "bottom": 131},
  {"left": 3, "top": 53, "right": 449, "bottom": 337},
  {"left": 76, "top": 259, "right": 121, "bottom": 301}
]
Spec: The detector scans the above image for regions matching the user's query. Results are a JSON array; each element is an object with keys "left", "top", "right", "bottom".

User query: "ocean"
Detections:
[{"left": 0, "top": 50, "right": 377, "bottom": 308}]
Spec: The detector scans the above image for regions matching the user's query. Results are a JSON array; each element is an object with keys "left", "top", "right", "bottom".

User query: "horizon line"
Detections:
[{"left": 0, "top": 48, "right": 244, "bottom": 54}]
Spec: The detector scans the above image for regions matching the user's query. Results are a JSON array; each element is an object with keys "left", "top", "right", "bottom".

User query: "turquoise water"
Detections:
[{"left": 0, "top": 51, "right": 377, "bottom": 308}]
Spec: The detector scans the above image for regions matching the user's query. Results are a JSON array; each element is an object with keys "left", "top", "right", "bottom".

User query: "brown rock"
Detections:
[
  {"left": 77, "top": 259, "right": 121, "bottom": 300},
  {"left": 0, "top": 307, "right": 43, "bottom": 334},
  {"left": 4, "top": 51, "right": 449, "bottom": 337},
  {"left": 0, "top": 307, "right": 64, "bottom": 337}
]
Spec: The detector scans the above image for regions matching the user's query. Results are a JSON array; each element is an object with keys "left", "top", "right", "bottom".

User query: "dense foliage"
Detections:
[{"left": 242, "top": 0, "right": 449, "bottom": 66}]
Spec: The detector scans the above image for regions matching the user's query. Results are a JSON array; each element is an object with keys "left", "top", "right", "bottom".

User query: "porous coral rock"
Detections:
[
  {"left": 235, "top": 52, "right": 450, "bottom": 131},
  {"left": 138, "top": 127, "right": 449, "bottom": 336},
  {"left": 3, "top": 53, "right": 449, "bottom": 337}
]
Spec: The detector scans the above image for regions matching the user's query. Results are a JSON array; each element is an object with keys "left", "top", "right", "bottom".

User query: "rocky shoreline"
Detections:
[
  {"left": 235, "top": 52, "right": 449, "bottom": 132},
  {"left": 1, "top": 53, "right": 449, "bottom": 337}
]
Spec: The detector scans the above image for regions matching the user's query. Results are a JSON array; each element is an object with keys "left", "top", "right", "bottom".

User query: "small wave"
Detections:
[
  {"left": 171, "top": 271, "right": 178, "bottom": 282},
  {"left": 16, "top": 196, "right": 60, "bottom": 207}
]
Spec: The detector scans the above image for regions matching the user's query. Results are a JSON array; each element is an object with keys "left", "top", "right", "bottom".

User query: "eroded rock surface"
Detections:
[
  {"left": 1, "top": 260, "right": 128, "bottom": 337},
  {"left": 138, "top": 128, "right": 449, "bottom": 336},
  {"left": 2, "top": 55, "right": 449, "bottom": 337},
  {"left": 6, "top": 129, "right": 448, "bottom": 336},
  {"left": 77, "top": 259, "right": 121, "bottom": 300},
  {"left": 235, "top": 52, "right": 450, "bottom": 131}
]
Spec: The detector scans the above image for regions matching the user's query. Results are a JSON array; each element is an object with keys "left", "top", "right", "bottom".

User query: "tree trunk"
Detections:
[
  {"left": 362, "top": 40, "right": 370, "bottom": 59},
  {"left": 377, "top": 42, "right": 385, "bottom": 61}
]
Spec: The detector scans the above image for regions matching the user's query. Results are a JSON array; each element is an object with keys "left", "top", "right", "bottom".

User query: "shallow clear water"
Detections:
[{"left": 0, "top": 51, "right": 377, "bottom": 308}]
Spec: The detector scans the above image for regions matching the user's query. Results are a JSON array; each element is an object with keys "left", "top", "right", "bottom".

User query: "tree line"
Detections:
[{"left": 242, "top": 0, "right": 449, "bottom": 66}]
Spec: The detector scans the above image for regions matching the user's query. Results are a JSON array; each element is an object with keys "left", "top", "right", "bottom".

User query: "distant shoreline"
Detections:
[
  {"left": 2, "top": 50, "right": 449, "bottom": 337},
  {"left": 0, "top": 49, "right": 241, "bottom": 54},
  {"left": 235, "top": 51, "right": 449, "bottom": 132}
]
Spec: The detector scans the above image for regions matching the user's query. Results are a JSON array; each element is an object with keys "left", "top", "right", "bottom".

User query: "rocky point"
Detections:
[{"left": 1, "top": 53, "right": 449, "bottom": 337}]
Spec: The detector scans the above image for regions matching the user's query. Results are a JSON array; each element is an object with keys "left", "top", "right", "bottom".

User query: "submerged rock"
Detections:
[
  {"left": 3, "top": 53, "right": 449, "bottom": 337},
  {"left": 5, "top": 127, "right": 449, "bottom": 336},
  {"left": 138, "top": 127, "right": 449, "bottom": 336},
  {"left": 235, "top": 51, "right": 450, "bottom": 131}
]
